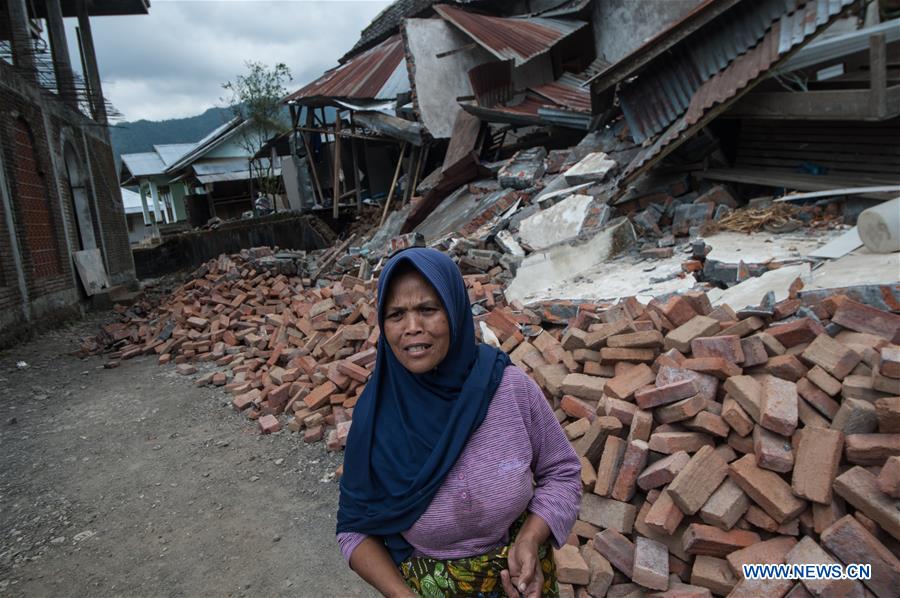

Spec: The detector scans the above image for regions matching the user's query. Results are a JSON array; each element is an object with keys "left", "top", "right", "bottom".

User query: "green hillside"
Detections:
[{"left": 109, "top": 106, "right": 234, "bottom": 164}]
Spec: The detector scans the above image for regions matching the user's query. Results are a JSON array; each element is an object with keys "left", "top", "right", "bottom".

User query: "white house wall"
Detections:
[{"left": 404, "top": 18, "right": 495, "bottom": 139}]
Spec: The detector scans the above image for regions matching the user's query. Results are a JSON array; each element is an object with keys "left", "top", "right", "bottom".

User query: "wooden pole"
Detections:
[
  {"left": 351, "top": 131, "right": 363, "bottom": 211},
  {"left": 380, "top": 141, "right": 408, "bottom": 227},
  {"left": 302, "top": 109, "right": 325, "bottom": 207},
  {"left": 332, "top": 115, "right": 342, "bottom": 219}
]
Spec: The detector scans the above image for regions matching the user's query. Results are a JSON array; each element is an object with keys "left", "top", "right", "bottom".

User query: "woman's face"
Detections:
[{"left": 382, "top": 268, "right": 451, "bottom": 374}]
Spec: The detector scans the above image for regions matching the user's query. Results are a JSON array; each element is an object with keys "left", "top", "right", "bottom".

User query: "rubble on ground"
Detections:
[{"left": 83, "top": 111, "right": 900, "bottom": 597}]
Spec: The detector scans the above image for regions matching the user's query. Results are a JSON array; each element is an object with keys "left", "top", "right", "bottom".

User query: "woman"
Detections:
[{"left": 337, "top": 248, "right": 581, "bottom": 597}]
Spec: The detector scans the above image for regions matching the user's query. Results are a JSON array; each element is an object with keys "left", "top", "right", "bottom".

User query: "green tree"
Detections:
[{"left": 222, "top": 61, "right": 292, "bottom": 204}]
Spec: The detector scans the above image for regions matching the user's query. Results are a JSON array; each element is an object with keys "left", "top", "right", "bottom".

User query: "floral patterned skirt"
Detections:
[{"left": 399, "top": 516, "right": 559, "bottom": 597}]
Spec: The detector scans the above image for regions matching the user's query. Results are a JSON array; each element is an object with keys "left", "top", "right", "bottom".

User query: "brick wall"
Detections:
[
  {"left": 0, "top": 59, "right": 135, "bottom": 342},
  {"left": 12, "top": 118, "right": 64, "bottom": 279},
  {"left": 0, "top": 88, "right": 73, "bottom": 302}
]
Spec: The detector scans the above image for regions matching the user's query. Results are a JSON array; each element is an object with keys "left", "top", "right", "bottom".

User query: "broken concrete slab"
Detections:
[
  {"left": 563, "top": 152, "right": 617, "bottom": 185},
  {"left": 809, "top": 227, "right": 862, "bottom": 259},
  {"left": 415, "top": 188, "right": 516, "bottom": 242},
  {"left": 505, "top": 218, "right": 640, "bottom": 304},
  {"left": 73, "top": 249, "right": 111, "bottom": 296},
  {"left": 708, "top": 264, "right": 811, "bottom": 310},
  {"left": 518, "top": 194, "right": 596, "bottom": 251},
  {"left": 858, "top": 197, "right": 900, "bottom": 254}
]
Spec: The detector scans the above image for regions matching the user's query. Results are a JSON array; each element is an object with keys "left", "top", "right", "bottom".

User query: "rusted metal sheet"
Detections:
[
  {"left": 434, "top": 4, "right": 587, "bottom": 67},
  {"left": 619, "top": 0, "right": 806, "bottom": 142},
  {"left": 468, "top": 59, "right": 514, "bottom": 107},
  {"left": 531, "top": 73, "right": 591, "bottom": 113},
  {"left": 620, "top": 0, "right": 856, "bottom": 184},
  {"left": 284, "top": 34, "right": 408, "bottom": 105}
]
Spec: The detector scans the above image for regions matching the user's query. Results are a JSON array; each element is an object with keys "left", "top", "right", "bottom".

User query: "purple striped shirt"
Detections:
[{"left": 337, "top": 365, "right": 582, "bottom": 562}]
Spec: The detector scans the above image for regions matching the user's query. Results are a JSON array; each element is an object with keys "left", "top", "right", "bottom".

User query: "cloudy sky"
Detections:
[{"left": 62, "top": 0, "right": 391, "bottom": 122}]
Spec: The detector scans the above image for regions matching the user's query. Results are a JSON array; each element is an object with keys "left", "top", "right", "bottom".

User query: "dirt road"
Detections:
[{"left": 0, "top": 315, "right": 374, "bottom": 597}]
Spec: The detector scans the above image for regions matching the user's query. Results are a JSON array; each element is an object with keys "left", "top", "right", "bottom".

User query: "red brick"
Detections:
[
  {"left": 593, "top": 435, "right": 627, "bottom": 496},
  {"left": 876, "top": 396, "right": 900, "bottom": 433},
  {"left": 553, "top": 544, "right": 590, "bottom": 586},
  {"left": 682, "top": 523, "right": 760, "bottom": 557},
  {"left": 792, "top": 428, "right": 843, "bottom": 504},
  {"left": 632, "top": 536, "right": 669, "bottom": 590},
  {"left": 768, "top": 318, "right": 827, "bottom": 348},
  {"left": 785, "top": 537, "right": 865, "bottom": 596},
  {"left": 665, "top": 316, "right": 720, "bottom": 353},
  {"left": 610, "top": 440, "right": 649, "bottom": 502},
  {"left": 881, "top": 346, "right": 900, "bottom": 379},
  {"left": 723, "top": 376, "right": 762, "bottom": 422},
  {"left": 649, "top": 432, "right": 714, "bottom": 454},
  {"left": 795, "top": 377, "right": 839, "bottom": 419},
  {"left": 258, "top": 414, "right": 281, "bottom": 434},
  {"left": 303, "top": 424, "right": 324, "bottom": 443},
  {"left": 303, "top": 381, "right": 336, "bottom": 410},
  {"left": 690, "top": 556, "right": 737, "bottom": 596},
  {"left": 728, "top": 454, "right": 807, "bottom": 523},
  {"left": 561, "top": 373, "right": 607, "bottom": 401},
  {"left": 592, "top": 528, "right": 635, "bottom": 575},
  {"left": 637, "top": 450, "right": 690, "bottom": 491},
  {"left": 634, "top": 378, "right": 698, "bottom": 409},
  {"left": 666, "top": 445, "right": 728, "bottom": 516},
  {"left": 759, "top": 376, "right": 798, "bottom": 436},
  {"left": 605, "top": 363, "right": 655, "bottom": 400},
  {"left": 607, "top": 330, "right": 664, "bottom": 349},
  {"left": 682, "top": 357, "right": 742, "bottom": 380},
  {"left": 764, "top": 354, "right": 807, "bottom": 382},
  {"left": 820, "top": 515, "right": 900, "bottom": 598},
  {"left": 845, "top": 433, "right": 900, "bottom": 465},
  {"left": 877, "top": 455, "right": 900, "bottom": 498},
  {"left": 691, "top": 335, "right": 744, "bottom": 363},
  {"left": 579, "top": 494, "right": 636, "bottom": 534},
  {"left": 560, "top": 395, "right": 597, "bottom": 421},
  {"left": 700, "top": 478, "right": 750, "bottom": 531},
  {"left": 336, "top": 360, "right": 370, "bottom": 382},
  {"left": 722, "top": 397, "right": 754, "bottom": 437},
  {"left": 832, "top": 297, "right": 900, "bottom": 343}
]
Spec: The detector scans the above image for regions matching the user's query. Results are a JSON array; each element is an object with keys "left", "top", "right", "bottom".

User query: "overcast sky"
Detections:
[{"left": 61, "top": 0, "right": 391, "bottom": 122}]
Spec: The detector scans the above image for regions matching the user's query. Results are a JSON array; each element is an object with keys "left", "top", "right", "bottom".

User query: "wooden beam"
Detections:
[
  {"left": 380, "top": 142, "right": 408, "bottom": 227},
  {"left": 350, "top": 135, "right": 362, "bottom": 211},
  {"left": 332, "top": 115, "right": 342, "bottom": 219},
  {"left": 436, "top": 42, "right": 477, "bottom": 59},
  {"left": 725, "top": 86, "right": 900, "bottom": 121},
  {"left": 870, "top": 32, "right": 888, "bottom": 119}
]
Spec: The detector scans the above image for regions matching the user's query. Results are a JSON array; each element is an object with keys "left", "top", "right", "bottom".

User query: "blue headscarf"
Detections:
[{"left": 337, "top": 248, "right": 511, "bottom": 564}]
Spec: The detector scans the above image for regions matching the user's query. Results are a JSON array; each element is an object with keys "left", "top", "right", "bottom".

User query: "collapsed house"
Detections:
[
  {"left": 0, "top": 0, "right": 149, "bottom": 343},
  {"left": 85, "top": 1, "right": 900, "bottom": 595}
]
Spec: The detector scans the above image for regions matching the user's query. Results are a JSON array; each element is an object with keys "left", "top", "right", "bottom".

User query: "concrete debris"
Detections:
[
  {"left": 518, "top": 194, "right": 596, "bottom": 251},
  {"left": 563, "top": 152, "right": 618, "bottom": 186},
  {"left": 498, "top": 147, "right": 547, "bottom": 190}
]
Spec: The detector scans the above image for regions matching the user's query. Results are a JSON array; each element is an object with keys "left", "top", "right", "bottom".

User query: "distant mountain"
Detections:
[{"left": 109, "top": 106, "right": 235, "bottom": 166}]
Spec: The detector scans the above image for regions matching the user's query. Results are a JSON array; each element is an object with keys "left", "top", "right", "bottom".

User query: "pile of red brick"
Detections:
[
  {"left": 100, "top": 245, "right": 900, "bottom": 596},
  {"left": 523, "top": 290, "right": 900, "bottom": 597}
]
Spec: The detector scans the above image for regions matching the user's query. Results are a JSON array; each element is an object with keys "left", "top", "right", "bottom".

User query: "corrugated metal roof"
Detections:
[
  {"left": 434, "top": 4, "right": 587, "bottom": 67},
  {"left": 153, "top": 143, "right": 197, "bottom": 167},
  {"left": 531, "top": 73, "right": 592, "bottom": 113},
  {"left": 191, "top": 158, "right": 251, "bottom": 176},
  {"left": 284, "top": 34, "right": 409, "bottom": 105},
  {"left": 196, "top": 167, "right": 282, "bottom": 185},
  {"left": 619, "top": 0, "right": 802, "bottom": 142},
  {"left": 621, "top": 0, "right": 856, "bottom": 183},
  {"left": 121, "top": 152, "right": 166, "bottom": 178},
  {"left": 165, "top": 117, "right": 246, "bottom": 174}
]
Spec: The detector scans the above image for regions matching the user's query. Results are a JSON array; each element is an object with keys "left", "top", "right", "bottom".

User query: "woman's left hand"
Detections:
[{"left": 500, "top": 535, "right": 543, "bottom": 598}]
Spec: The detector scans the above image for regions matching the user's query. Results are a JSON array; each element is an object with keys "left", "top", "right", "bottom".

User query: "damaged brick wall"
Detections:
[{"left": 0, "top": 59, "right": 136, "bottom": 340}]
